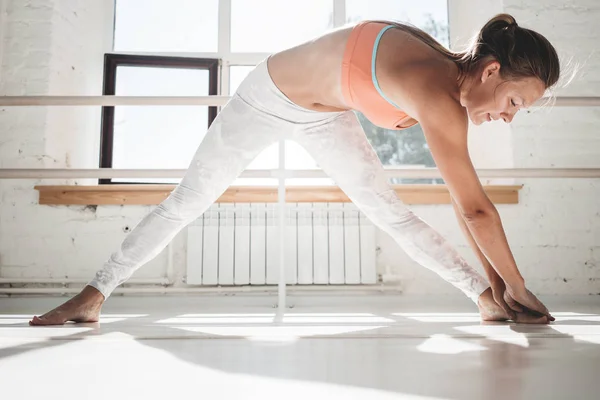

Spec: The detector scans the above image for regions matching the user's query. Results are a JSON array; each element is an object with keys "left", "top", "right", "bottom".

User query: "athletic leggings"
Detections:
[{"left": 89, "top": 59, "right": 490, "bottom": 303}]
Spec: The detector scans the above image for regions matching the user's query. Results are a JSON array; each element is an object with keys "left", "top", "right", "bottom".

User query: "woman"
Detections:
[{"left": 31, "top": 14, "right": 558, "bottom": 326}]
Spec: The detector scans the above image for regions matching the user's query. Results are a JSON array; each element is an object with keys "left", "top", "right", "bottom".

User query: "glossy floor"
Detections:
[{"left": 1, "top": 294, "right": 599, "bottom": 400}]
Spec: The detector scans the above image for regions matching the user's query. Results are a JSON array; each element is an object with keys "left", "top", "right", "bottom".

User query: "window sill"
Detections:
[{"left": 34, "top": 184, "right": 522, "bottom": 205}]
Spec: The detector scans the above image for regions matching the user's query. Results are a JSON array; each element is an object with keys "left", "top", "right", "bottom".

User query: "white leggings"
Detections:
[{"left": 89, "top": 59, "right": 490, "bottom": 303}]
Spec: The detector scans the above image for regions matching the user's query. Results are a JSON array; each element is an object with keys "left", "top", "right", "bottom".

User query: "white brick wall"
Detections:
[
  {"left": 504, "top": 0, "right": 600, "bottom": 294},
  {"left": 0, "top": 0, "right": 598, "bottom": 296}
]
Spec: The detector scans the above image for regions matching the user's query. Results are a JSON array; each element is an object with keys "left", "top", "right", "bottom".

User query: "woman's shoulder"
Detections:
[
  {"left": 385, "top": 58, "right": 465, "bottom": 126},
  {"left": 378, "top": 41, "right": 461, "bottom": 110}
]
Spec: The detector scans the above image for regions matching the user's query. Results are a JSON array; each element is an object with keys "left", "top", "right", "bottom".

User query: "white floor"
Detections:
[{"left": 0, "top": 294, "right": 599, "bottom": 400}]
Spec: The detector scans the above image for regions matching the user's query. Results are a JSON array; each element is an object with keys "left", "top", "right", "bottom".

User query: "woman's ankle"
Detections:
[{"left": 80, "top": 285, "right": 106, "bottom": 303}]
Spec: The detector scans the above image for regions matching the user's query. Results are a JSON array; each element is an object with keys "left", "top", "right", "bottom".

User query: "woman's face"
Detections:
[{"left": 462, "top": 61, "right": 546, "bottom": 125}]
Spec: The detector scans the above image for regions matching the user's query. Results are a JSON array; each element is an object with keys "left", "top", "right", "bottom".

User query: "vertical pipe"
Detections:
[
  {"left": 217, "top": 0, "right": 232, "bottom": 98},
  {"left": 0, "top": 0, "right": 7, "bottom": 83},
  {"left": 166, "top": 242, "right": 174, "bottom": 285},
  {"left": 277, "top": 139, "right": 286, "bottom": 317},
  {"left": 332, "top": 0, "right": 346, "bottom": 27}
]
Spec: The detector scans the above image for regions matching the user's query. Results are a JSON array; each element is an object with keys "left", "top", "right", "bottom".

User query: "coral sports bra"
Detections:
[{"left": 341, "top": 21, "right": 419, "bottom": 130}]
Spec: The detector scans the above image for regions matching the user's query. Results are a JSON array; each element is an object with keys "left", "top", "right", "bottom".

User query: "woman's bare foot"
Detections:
[
  {"left": 478, "top": 288, "right": 549, "bottom": 324},
  {"left": 29, "top": 286, "right": 105, "bottom": 326}
]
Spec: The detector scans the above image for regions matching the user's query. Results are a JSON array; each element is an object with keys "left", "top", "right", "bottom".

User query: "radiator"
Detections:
[{"left": 186, "top": 203, "right": 377, "bottom": 285}]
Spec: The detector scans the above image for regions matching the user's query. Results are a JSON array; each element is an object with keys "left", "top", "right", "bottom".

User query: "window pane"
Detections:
[
  {"left": 229, "top": 65, "right": 256, "bottom": 95},
  {"left": 346, "top": 0, "right": 449, "bottom": 46},
  {"left": 357, "top": 113, "right": 442, "bottom": 184},
  {"left": 231, "top": 0, "right": 334, "bottom": 52},
  {"left": 229, "top": 66, "right": 329, "bottom": 186},
  {"left": 114, "top": 0, "right": 218, "bottom": 52},
  {"left": 112, "top": 66, "right": 209, "bottom": 183},
  {"left": 231, "top": 142, "right": 278, "bottom": 187},
  {"left": 232, "top": 142, "right": 333, "bottom": 187},
  {"left": 347, "top": 0, "right": 447, "bottom": 182}
]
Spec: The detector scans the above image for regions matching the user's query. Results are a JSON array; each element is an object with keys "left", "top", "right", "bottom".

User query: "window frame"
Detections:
[
  {"left": 106, "top": 0, "right": 462, "bottom": 185},
  {"left": 99, "top": 54, "right": 219, "bottom": 184}
]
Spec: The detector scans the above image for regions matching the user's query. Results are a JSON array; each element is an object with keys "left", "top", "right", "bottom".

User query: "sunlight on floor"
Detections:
[
  {"left": 157, "top": 313, "right": 395, "bottom": 324},
  {"left": 1, "top": 298, "right": 599, "bottom": 400},
  {"left": 453, "top": 325, "right": 531, "bottom": 347},
  {"left": 392, "top": 312, "right": 482, "bottom": 323},
  {"left": 417, "top": 334, "right": 488, "bottom": 354},
  {"left": 0, "top": 332, "right": 448, "bottom": 400},
  {"left": 171, "top": 325, "right": 387, "bottom": 341}
]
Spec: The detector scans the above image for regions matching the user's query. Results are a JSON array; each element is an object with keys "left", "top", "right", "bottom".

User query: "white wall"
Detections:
[
  {"left": 0, "top": 0, "right": 168, "bottom": 282},
  {"left": 501, "top": 0, "right": 600, "bottom": 294},
  {"left": 0, "top": 0, "right": 598, "bottom": 296}
]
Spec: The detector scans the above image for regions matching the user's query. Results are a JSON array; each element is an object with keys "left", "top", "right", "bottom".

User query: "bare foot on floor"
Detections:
[
  {"left": 478, "top": 288, "right": 549, "bottom": 324},
  {"left": 29, "top": 286, "right": 105, "bottom": 326}
]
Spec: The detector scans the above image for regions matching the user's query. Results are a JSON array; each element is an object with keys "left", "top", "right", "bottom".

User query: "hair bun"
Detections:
[
  {"left": 481, "top": 14, "right": 518, "bottom": 38},
  {"left": 463, "top": 13, "right": 560, "bottom": 90}
]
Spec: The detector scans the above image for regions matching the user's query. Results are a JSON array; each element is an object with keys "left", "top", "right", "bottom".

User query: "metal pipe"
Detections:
[
  {"left": 1, "top": 168, "right": 600, "bottom": 179},
  {"left": 0, "top": 95, "right": 231, "bottom": 107},
  {"left": 0, "top": 278, "right": 170, "bottom": 285},
  {"left": 0, "top": 285, "right": 398, "bottom": 295},
  {"left": 277, "top": 140, "right": 287, "bottom": 314},
  {"left": 166, "top": 243, "right": 174, "bottom": 285},
  {"left": 0, "top": 95, "right": 598, "bottom": 107},
  {"left": 544, "top": 96, "right": 600, "bottom": 107}
]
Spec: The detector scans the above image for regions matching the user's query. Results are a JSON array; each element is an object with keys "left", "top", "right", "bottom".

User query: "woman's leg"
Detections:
[
  {"left": 30, "top": 94, "right": 287, "bottom": 325},
  {"left": 293, "top": 112, "right": 490, "bottom": 303},
  {"left": 88, "top": 96, "right": 287, "bottom": 299}
]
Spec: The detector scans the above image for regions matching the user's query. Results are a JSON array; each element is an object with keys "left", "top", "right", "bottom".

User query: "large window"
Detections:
[
  {"left": 114, "top": 0, "right": 219, "bottom": 52},
  {"left": 110, "top": 0, "right": 449, "bottom": 184},
  {"left": 100, "top": 54, "right": 218, "bottom": 184}
]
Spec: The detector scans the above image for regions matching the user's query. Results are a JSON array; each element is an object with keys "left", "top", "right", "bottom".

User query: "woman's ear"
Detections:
[{"left": 481, "top": 61, "right": 501, "bottom": 83}]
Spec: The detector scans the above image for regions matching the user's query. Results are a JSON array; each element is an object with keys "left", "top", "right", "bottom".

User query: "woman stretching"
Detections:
[{"left": 31, "top": 14, "right": 559, "bottom": 325}]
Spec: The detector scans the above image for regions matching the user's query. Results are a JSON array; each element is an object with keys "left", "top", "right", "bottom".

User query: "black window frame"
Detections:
[{"left": 99, "top": 54, "right": 219, "bottom": 184}]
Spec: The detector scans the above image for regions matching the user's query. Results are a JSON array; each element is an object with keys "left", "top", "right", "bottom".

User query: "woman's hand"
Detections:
[
  {"left": 505, "top": 284, "right": 555, "bottom": 321},
  {"left": 489, "top": 278, "right": 519, "bottom": 320}
]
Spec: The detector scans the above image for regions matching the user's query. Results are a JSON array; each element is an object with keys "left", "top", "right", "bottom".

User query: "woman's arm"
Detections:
[
  {"left": 392, "top": 70, "right": 551, "bottom": 317},
  {"left": 449, "top": 196, "right": 502, "bottom": 284},
  {"left": 450, "top": 196, "right": 519, "bottom": 318},
  {"left": 416, "top": 96, "right": 524, "bottom": 286}
]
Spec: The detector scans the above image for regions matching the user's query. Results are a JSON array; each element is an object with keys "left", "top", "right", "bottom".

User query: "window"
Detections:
[
  {"left": 345, "top": 0, "right": 449, "bottom": 48},
  {"left": 230, "top": 0, "right": 334, "bottom": 53},
  {"left": 110, "top": 0, "right": 449, "bottom": 185},
  {"left": 346, "top": 0, "right": 448, "bottom": 184},
  {"left": 114, "top": 0, "right": 219, "bottom": 52},
  {"left": 100, "top": 55, "right": 218, "bottom": 184}
]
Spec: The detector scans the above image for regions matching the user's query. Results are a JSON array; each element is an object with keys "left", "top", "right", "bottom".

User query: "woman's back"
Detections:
[{"left": 267, "top": 21, "right": 458, "bottom": 115}]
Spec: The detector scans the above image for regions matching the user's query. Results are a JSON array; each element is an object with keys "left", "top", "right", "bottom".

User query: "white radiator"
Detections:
[{"left": 186, "top": 203, "right": 377, "bottom": 285}]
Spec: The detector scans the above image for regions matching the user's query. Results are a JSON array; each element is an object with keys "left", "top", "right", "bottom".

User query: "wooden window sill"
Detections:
[{"left": 34, "top": 184, "right": 522, "bottom": 205}]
